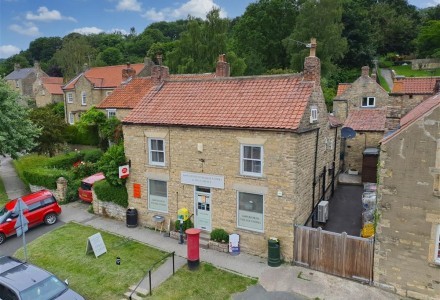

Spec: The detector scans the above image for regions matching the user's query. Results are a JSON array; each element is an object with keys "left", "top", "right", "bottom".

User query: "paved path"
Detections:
[
  {"left": 380, "top": 68, "right": 394, "bottom": 90},
  {"left": 0, "top": 155, "right": 28, "bottom": 200}
]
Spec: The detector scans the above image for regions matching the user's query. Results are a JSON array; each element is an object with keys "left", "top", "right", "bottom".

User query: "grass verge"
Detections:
[
  {"left": 14, "top": 222, "right": 167, "bottom": 300},
  {"left": 149, "top": 262, "right": 257, "bottom": 300},
  {"left": 0, "top": 176, "right": 8, "bottom": 207},
  {"left": 392, "top": 65, "right": 440, "bottom": 77},
  {"left": 377, "top": 69, "right": 390, "bottom": 92}
]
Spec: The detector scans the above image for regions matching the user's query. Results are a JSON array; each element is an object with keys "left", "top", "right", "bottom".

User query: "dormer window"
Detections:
[{"left": 362, "top": 97, "right": 375, "bottom": 107}]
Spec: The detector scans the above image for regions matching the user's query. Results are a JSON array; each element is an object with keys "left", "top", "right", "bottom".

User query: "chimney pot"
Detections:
[
  {"left": 156, "top": 54, "right": 163, "bottom": 66},
  {"left": 122, "top": 63, "right": 136, "bottom": 83},
  {"left": 303, "top": 38, "right": 320, "bottom": 86},
  {"left": 309, "top": 38, "right": 317, "bottom": 57}
]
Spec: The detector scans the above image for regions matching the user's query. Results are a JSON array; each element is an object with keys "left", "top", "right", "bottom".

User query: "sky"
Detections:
[{"left": 0, "top": 0, "right": 438, "bottom": 59}]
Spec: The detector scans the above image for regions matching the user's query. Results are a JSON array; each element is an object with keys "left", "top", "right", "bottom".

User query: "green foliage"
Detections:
[
  {"left": 0, "top": 79, "right": 41, "bottom": 159},
  {"left": 23, "top": 167, "right": 70, "bottom": 189},
  {"left": 416, "top": 20, "right": 440, "bottom": 58},
  {"left": 46, "top": 151, "right": 82, "bottom": 169},
  {"left": 66, "top": 178, "right": 81, "bottom": 203},
  {"left": 97, "top": 144, "right": 126, "bottom": 186},
  {"left": 72, "top": 161, "right": 98, "bottom": 180},
  {"left": 97, "top": 47, "right": 124, "bottom": 66},
  {"left": 82, "top": 149, "right": 104, "bottom": 163},
  {"left": 48, "top": 102, "right": 65, "bottom": 119},
  {"left": 210, "top": 228, "right": 229, "bottom": 243},
  {"left": 100, "top": 117, "right": 123, "bottom": 144},
  {"left": 65, "top": 125, "right": 100, "bottom": 146},
  {"left": 13, "top": 154, "right": 52, "bottom": 185},
  {"left": 93, "top": 179, "right": 128, "bottom": 207},
  {"left": 174, "top": 218, "right": 193, "bottom": 232}
]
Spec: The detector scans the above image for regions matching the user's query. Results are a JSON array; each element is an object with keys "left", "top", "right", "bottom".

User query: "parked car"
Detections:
[
  {"left": 0, "top": 190, "right": 62, "bottom": 245},
  {"left": 78, "top": 172, "right": 105, "bottom": 203},
  {"left": 0, "top": 255, "right": 84, "bottom": 299}
]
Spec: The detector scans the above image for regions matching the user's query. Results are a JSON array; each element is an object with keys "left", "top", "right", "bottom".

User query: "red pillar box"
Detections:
[{"left": 185, "top": 228, "right": 201, "bottom": 270}]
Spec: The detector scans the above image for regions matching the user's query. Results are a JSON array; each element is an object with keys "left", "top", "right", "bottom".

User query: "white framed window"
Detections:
[
  {"left": 240, "top": 145, "right": 263, "bottom": 176},
  {"left": 81, "top": 91, "right": 87, "bottom": 105},
  {"left": 15, "top": 80, "right": 19, "bottom": 88},
  {"left": 435, "top": 224, "right": 440, "bottom": 265},
  {"left": 107, "top": 109, "right": 116, "bottom": 118},
  {"left": 362, "top": 97, "right": 375, "bottom": 107},
  {"left": 148, "top": 179, "right": 168, "bottom": 212},
  {"left": 148, "top": 138, "right": 165, "bottom": 166},
  {"left": 310, "top": 107, "right": 318, "bottom": 122},
  {"left": 237, "top": 192, "right": 264, "bottom": 232},
  {"left": 68, "top": 112, "right": 74, "bottom": 125},
  {"left": 67, "top": 92, "right": 73, "bottom": 103}
]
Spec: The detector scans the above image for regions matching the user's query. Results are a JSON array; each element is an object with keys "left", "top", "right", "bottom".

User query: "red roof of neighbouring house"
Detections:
[
  {"left": 344, "top": 109, "right": 387, "bottom": 131},
  {"left": 328, "top": 114, "right": 343, "bottom": 127},
  {"left": 123, "top": 75, "right": 315, "bottom": 131},
  {"left": 382, "top": 93, "right": 440, "bottom": 143},
  {"left": 391, "top": 77, "right": 440, "bottom": 94},
  {"left": 63, "top": 63, "right": 145, "bottom": 90},
  {"left": 336, "top": 83, "right": 351, "bottom": 96},
  {"left": 41, "top": 77, "right": 63, "bottom": 95}
]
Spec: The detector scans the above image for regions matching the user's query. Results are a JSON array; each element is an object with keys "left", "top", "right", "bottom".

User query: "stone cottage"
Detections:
[
  {"left": 4, "top": 62, "right": 48, "bottom": 102},
  {"left": 121, "top": 40, "right": 341, "bottom": 261},
  {"left": 62, "top": 63, "right": 146, "bottom": 124},
  {"left": 374, "top": 93, "right": 440, "bottom": 300},
  {"left": 333, "top": 66, "right": 389, "bottom": 177},
  {"left": 33, "top": 77, "right": 64, "bottom": 107}
]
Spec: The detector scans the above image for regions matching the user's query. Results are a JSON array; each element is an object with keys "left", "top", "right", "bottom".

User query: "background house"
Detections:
[
  {"left": 4, "top": 62, "right": 47, "bottom": 103},
  {"left": 374, "top": 94, "right": 440, "bottom": 300},
  {"left": 333, "top": 66, "right": 389, "bottom": 176},
  {"left": 121, "top": 42, "right": 341, "bottom": 261},
  {"left": 33, "top": 77, "right": 64, "bottom": 107},
  {"left": 62, "top": 63, "right": 146, "bottom": 124}
]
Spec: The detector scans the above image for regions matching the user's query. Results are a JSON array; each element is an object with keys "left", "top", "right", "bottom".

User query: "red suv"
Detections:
[
  {"left": 0, "top": 190, "right": 62, "bottom": 245},
  {"left": 78, "top": 172, "right": 105, "bottom": 202}
]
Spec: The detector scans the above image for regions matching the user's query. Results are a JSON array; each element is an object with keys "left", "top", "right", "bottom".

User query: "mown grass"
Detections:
[
  {"left": 149, "top": 263, "right": 257, "bottom": 300},
  {"left": 392, "top": 65, "right": 440, "bottom": 77},
  {"left": 15, "top": 223, "right": 167, "bottom": 300},
  {"left": 13, "top": 154, "right": 52, "bottom": 186},
  {"left": 0, "top": 176, "right": 8, "bottom": 207}
]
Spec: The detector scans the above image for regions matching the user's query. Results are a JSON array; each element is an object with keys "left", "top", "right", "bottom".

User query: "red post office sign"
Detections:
[{"left": 119, "top": 165, "right": 129, "bottom": 179}]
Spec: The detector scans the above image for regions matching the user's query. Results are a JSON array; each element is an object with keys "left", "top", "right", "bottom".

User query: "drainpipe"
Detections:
[
  {"left": 311, "top": 128, "right": 320, "bottom": 227},
  {"left": 331, "top": 126, "right": 338, "bottom": 196}
]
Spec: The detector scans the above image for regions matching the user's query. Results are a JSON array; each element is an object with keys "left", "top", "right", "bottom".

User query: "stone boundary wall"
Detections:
[
  {"left": 29, "top": 177, "right": 67, "bottom": 202},
  {"left": 91, "top": 189, "right": 126, "bottom": 221},
  {"left": 411, "top": 59, "right": 440, "bottom": 70}
]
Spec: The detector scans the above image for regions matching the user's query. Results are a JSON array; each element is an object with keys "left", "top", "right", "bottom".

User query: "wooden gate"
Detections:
[{"left": 294, "top": 226, "right": 374, "bottom": 283}]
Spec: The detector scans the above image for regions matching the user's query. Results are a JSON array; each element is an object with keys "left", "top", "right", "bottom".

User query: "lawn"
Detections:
[
  {"left": 0, "top": 176, "right": 8, "bottom": 207},
  {"left": 392, "top": 64, "right": 440, "bottom": 77},
  {"left": 150, "top": 263, "right": 257, "bottom": 300},
  {"left": 14, "top": 222, "right": 167, "bottom": 300}
]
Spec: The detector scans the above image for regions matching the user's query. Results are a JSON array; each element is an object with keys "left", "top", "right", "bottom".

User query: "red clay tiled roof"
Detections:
[
  {"left": 400, "top": 93, "right": 440, "bottom": 127},
  {"left": 336, "top": 83, "right": 351, "bottom": 96},
  {"left": 170, "top": 73, "right": 215, "bottom": 80},
  {"left": 344, "top": 109, "right": 387, "bottom": 131},
  {"left": 63, "top": 63, "right": 145, "bottom": 90},
  {"left": 124, "top": 75, "right": 315, "bottom": 131},
  {"left": 382, "top": 93, "right": 440, "bottom": 143},
  {"left": 42, "top": 77, "right": 63, "bottom": 95},
  {"left": 391, "top": 77, "right": 440, "bottom": 94},
  {"left": 96, "top": 78, "right": 155, "bottom": 109},
  {"left": 328, "top": 114, "right": 343, "bottom": 127}
]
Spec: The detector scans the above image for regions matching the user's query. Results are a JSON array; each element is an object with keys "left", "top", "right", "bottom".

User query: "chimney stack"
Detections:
[
  {"left": 303, "top": 38, "right": 320, "bottom": 86},
  {"left": 14, "top": 63, "right": 21, "bottom": 71},
  {"left": 151, "top": 64, "right": 169, "bottom": 85},
  {"left": 156, "top": 54, "right": 163, "bottom": 66},
  {"left": 215, "top": 54, "right": 230, "bottom": 77},
  {"left": 434, "top": 79, "right": 440, "bottom": 94},
  {"left": 122, "top": 62, "right": 136, "bottom": 83},
  {"left": 361, "top": 66, "right": 370, "bottom": 77}
]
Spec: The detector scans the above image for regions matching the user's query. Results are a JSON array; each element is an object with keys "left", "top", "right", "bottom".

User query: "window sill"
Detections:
[
  {"left": 235, "top": 227, "right": 265, "bottom": 235},
  {"left": 236, "top": 174, "right": 266, "bottom": 180},
  {"left": 146, "top": 164, "right": 167, "bottom": 169}
]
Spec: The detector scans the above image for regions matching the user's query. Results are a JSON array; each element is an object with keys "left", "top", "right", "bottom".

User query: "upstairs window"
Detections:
[
  {"left": 362, "top": 97, "right": 375, "bottom": 107},
  {"left": 81, "top": 91, "right": 87, "bottom": 105},
  {"left": 148, "top": 138, "right": 165, "bottom": 166},
  {"left": 310, "top": 107, "right": 318, "bottom": 123},
  {"left": 107, "top": 109, "right": 116, "bottom": 118},
  {"left": 241, "top": 145, "right": 263, "bottom": 176},
  {"left": 67, "top": 92, "right": 73, "bottom": 103}
]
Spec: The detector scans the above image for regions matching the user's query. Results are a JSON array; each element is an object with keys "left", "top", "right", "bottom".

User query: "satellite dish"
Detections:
[{"left": 341, "top": 127, "right": 356, "bottom": 139}]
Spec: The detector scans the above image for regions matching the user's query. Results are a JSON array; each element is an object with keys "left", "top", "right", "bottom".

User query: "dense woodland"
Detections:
[{"left": 1, "top": 0, "right": 440, "bottom": 98}]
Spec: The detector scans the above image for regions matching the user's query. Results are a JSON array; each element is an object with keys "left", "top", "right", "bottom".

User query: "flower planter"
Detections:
[
  {"left": 208, "top": 240, "right": 229, "bottom": 253},
  {"left": 348, "top": 169, "right": 359, "bottom": 175}
]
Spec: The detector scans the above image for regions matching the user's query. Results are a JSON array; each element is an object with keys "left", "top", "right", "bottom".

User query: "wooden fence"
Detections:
[{"left": 294, "top": 225, "right": 374, "bottom": 283}]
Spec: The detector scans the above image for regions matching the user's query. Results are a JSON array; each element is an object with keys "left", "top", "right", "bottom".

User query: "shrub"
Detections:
[
  {"left": 65, "top": 178, "right": 81, "bottom": 203},
  {"left": 94, "top": 179, "right": 128, "bottom": 207},
  {"left": 210, "top": 228, "right": 229, "bottom": 243},
  {"left": 13, "top": 154, "right": 52, "bottom": 185},
  {"left": 72, "top": 161, "right": 98, "bottom": 180},
  {"left": 82, "top": 149, "right": 103, "bottom": 163},
  {"left": 23, "top": 167, "right": 70, "bottom": 189},
  {"left": 97, "top": 144, "right": 126, "bottom": 186},
  {"left": 65, "top": 125, "right": 99, "bottom": 146},
  {"left": 46, "top": 152, "right": 82, "bottom": 169},
  {"left": 174, "top": 218, "right": 193, "bottom": 232}
]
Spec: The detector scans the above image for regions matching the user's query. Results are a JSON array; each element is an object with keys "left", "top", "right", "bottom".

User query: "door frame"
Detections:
[{"left": 193, "top": 186, "right": 212, "bottom": 231}]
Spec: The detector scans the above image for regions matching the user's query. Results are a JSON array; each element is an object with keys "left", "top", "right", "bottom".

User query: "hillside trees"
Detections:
[{"left": 416, "top": 20, "right": 440, "bottom": 58}]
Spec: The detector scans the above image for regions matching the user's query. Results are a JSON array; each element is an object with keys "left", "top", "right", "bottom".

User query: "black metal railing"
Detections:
[{"left": 129, "top": 251, "right": 176, "bottom": 299}]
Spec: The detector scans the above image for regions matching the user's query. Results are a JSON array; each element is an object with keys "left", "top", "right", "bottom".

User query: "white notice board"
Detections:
[{"left": 86, "top": 233, "right": 107, "bottom": 258}]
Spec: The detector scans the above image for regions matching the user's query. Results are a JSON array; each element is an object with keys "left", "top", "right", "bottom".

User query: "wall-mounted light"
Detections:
[{"left": 197, "top": 143, "right": 203, "bottom": 152}]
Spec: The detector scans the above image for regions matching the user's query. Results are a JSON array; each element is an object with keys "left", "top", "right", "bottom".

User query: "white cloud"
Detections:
[
  {"left": 116, "top": 0, "right": 142, "bottom": 12},
  {"left": 9, "top": 22, "right": 40, "bottom": 36},
  {"left": 72, "top": 27, "right": 104, "bottom": 35},
  {"left": 0, "top": 45, "right": 21, "bottom": 59},
  {"left": 142, "top": 0, "right": 226, "bottom": 21},
  {"left": 26, "top": 6, "right": 77, "bottom": 22}
]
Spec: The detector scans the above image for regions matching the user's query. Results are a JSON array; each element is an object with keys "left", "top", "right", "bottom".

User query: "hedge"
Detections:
[
  {"left": 82, "top": 149, "right": 103, "bottom": 163},
  {"left": 13, "top": 154, "right": 52, "bottom": 186},
  {"left": 65, "top": 125, "right": 99, "bottom": 146},
  {"left": 47, "top": 152, "right": 82, "bottom": 169},
  {"left": 23, "top": 167, "right": 71, "bottom": 190},
  {"left": 93, "top": 179, "right": 128, "bottom": 208}
]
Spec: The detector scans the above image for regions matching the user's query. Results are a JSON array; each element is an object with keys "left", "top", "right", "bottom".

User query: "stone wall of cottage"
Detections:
[
  {"left": 98, "top": 108, "right": 132, "bottom": 120},
  {"left": 389, "top": 94, "right": 433, "bottom": 120},
  {"left": 374, "top": 106, "right": 440, "bottom": 300},
  {"left": 123, "top": 114, "right": 339, "bottom": 261},
  {"left": 344, "top": 131, "right": 382, "bottom": 173}
]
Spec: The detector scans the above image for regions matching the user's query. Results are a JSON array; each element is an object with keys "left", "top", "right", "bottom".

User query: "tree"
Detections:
[
  {"left": 416, "top": 20, "right": 440, "bottom": 58},
  {"left": 231, "top": 0, "right": 299, "bottom": 74},
  {"left": 97, "top": 144, "right": 126, "bottom": 186},
  {"left": 0, "top": 79, "right": 40, "bottom": 158},
  {"left": 284, "top": 0, "right": 347, "bottom": 75},
  {"left": 98, "top": 47, "right": 124, "bottom": 66},
  {"left": 28, "top": 37, "right": 62, "bottom": 63},
  {"left": 28, "top": 106, "right": 67, "bottom": 156}
]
